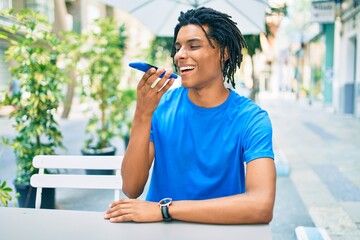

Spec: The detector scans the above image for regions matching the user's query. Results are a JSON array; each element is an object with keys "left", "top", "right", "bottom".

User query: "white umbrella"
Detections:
[{"left": 98, "top": 0, "right": 268, "bottom": 36}]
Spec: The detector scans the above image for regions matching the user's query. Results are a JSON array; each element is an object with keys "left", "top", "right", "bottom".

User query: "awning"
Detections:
[{"left": 97, "top": 0, "right": 268, "bottom": 36}]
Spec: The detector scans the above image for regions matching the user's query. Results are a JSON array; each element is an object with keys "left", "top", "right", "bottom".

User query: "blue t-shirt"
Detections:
[{"left": 147, "top": 87, "right": 274, "bottom": 202}]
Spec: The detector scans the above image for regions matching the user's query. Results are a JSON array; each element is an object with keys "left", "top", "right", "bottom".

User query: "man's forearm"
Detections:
[
  {"left": 169, "top": 193, "right": 274, "bottom": 224},
  {"left": 169, "top": 159, "right": 276, "bottom": 224},
  {"left": 121, "top": 111, "right": 153, "bottom": 198}
]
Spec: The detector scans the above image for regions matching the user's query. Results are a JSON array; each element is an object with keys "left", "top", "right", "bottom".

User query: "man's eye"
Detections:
[{"left": 191, "top": 45, "right": 200, "bottom": 49}]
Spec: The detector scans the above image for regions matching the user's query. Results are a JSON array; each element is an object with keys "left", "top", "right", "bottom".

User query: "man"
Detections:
[{"left": 104, "top": 7, "right": 276, "bottom": 224}]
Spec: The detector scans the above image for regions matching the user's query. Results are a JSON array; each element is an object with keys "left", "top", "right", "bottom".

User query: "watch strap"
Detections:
[{"left": 161, "top": 205, "right": 172, "bottom": 222}]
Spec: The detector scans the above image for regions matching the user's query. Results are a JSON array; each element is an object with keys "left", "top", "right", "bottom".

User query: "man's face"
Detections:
[{"left": 173, "top": 24, "right": 223, "bottom": 89}]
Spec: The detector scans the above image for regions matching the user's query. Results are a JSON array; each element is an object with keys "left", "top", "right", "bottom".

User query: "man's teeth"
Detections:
[{"left": 180, "top": 66, "right": 195, "bottom": 71}]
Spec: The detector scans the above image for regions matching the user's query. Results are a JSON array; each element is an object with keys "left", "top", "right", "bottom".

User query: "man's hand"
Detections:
[
  {"left": 104, "top": 199, "right": 163, "bottom": 223},
  {"left": 136, "top": 67, "right": 175, "bottom": 117}
]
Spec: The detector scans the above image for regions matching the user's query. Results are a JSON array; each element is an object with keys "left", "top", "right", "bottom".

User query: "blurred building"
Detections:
[
  {"left": 333, "top": 0, "right": 360, "bottom": 117},
  {"left": 289, "top": 0, "right": 359, "bottom": 118}
]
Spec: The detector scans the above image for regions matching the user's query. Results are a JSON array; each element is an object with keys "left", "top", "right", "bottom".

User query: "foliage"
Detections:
[
  {"left": 265, "top": 1, "right": 288, "bottom": 36},
  {"left": 147, "top": 36, "right": 174, "bottom": 66},
  {"left": 243, "top": 34, "right": 261, "bottom": 101},
  {"left": 116, "top": 89, "right": 136, "bottom": 139},
  {"left": 80, "top": 18, "right": 135, "bottom": 150},
  {"left": 243, "top": 34, "right": 261, "bottom": 57},
  {"left": 312, "top": 67, "right": 323, "bottom": 98},
  {"left": 57, "top": 30, "right": 83, "bottom": 73},
  {"left": 0, "top": 180, "right": 12, "bottom": 207},
  {"left": 0, "top": 9, "right": 66, "bottom": 184},
  {"left": 268, "top": 4, "right": 288, "bottom": 16}
]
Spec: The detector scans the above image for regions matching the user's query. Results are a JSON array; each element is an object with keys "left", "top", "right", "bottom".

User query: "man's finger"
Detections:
[
  {"left": 150, "top": 78, "right": 162, "bottom": 89},
  {"left": 138, "top": 67, "right": 157, "bottom": 88},
  {"left": 158, "top": 78, "right": 175, "bottom": 93},
  {"left": 152, "top": 69, "right": 174, "bottom": 91}
]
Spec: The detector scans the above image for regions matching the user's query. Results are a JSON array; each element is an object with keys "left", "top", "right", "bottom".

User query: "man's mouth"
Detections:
[{"left": 179, "top": 66, "right": 195, "bottom": 73}]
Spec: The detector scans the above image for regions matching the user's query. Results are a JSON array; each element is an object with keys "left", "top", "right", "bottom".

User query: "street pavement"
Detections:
[
  {"left": 259, "top": 93, "right": 360, "bottom": 240},
  {"left": 1, "top": 93, "right": 360, "bottom": 239}
]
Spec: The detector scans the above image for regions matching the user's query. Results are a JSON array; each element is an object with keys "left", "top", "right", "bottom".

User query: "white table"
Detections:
[{"left": 0, "top": 207, "right": 272, "bottom": 240}]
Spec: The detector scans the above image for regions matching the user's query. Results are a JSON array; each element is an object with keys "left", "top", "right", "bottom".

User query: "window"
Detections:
[
  {"left": 25, "top": 0, "right": 54, "bottom": 23},
  {"left": 0, "top": 0, "right": 12, "bottom": 10}
]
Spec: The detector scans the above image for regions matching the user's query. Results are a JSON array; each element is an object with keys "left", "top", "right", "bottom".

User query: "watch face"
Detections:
[{"left": 159, "top": 198, "right": 172, "bottom": 206}]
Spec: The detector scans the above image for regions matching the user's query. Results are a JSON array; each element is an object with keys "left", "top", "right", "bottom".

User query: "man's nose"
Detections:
[{"left": 176, "top": 47, "right": 187, "bottom": 59}]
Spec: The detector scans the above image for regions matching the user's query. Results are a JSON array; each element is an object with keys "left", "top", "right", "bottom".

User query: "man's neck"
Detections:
[{"left": 187, "top": 85, "right": 230, "bottom": 108}]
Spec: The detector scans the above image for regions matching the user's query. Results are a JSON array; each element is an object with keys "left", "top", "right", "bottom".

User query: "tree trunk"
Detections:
[
  {"left": 54, "top": 0, "right": 76, "bottom": 119},
  {"left": 249, "top": 55, "right": 259, "bottom": 102},
  {"left": 61, "top": 70, "right": 77, "bottom": 119}
]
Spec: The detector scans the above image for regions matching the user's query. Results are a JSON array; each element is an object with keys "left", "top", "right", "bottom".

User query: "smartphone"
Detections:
[{"left": 129, "top": 62, "right": 178, "bottom": 79}]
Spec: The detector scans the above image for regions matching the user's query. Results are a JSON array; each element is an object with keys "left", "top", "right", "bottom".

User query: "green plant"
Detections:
[
  {"left": 147, "top": 36, "right": 173, "bottom": 65},
  {"left": 243, "top": 34, "right": 261, "bottom": 101},
  {"left": 117, "top": 89, "right": 136, "bottom": 140},
  {"left": 57, "top": 30, "right": 83, "bottom": 119},
  {"left": 80, "top": 18, "right": 133, "bottom": 151},
  {"left": 0, "top": 180, "right": 12, "bottom": 207},
  {"left": 0, "top": 9, "right": 66, "bottom": 184}
]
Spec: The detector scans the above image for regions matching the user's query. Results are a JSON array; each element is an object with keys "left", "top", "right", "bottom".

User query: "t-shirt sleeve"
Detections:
[
  {"left": 150, "top": 127, "right": 154, "bottom": 142},
  {"left": 150, "top": 108, "right": 160, "bottom": 143},
  {"left": 243, "top": 110, "right": 274, "bottom": 163}
]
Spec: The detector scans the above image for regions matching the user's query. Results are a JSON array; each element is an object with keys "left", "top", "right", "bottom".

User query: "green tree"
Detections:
[
  {"left": 80, "top": 18, "right": 132, "bottom": 151},
  {"left": 243, "top": 34, "right": 262, "bottom": 101},
  {"left": 147, "top": 36, "right": 174, "bottom": 66},
  {"left": 0, "top": 9, "right": 66, "bottom": 184}
]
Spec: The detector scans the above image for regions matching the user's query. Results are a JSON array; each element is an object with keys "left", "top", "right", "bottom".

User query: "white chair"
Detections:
[{"left": 30, "top": 155, "right": 123, "bottom": 209}]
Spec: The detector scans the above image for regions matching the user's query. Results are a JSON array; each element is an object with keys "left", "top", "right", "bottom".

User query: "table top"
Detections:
[{"left": 0, "top": 207, "right": 272, "bottom": 240}]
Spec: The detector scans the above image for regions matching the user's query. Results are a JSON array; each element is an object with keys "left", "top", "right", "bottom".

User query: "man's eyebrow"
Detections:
[{"left": 174, "top": 38, "right": 203, "bottom": 46}]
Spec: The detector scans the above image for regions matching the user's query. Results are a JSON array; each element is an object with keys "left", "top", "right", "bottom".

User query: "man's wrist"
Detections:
[
  {"left": 133, "top": 111, "right": 152, "bottom": 126},
  {"left": 159, "top": 198, "right": 172, "bottom": 222}
]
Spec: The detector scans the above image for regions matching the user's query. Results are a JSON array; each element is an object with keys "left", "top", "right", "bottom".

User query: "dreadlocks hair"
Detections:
[{"left": 171, "top": 7, "right": 247, "bottom": 88}]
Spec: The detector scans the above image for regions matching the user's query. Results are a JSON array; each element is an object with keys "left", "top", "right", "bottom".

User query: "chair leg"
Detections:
[
  {"left": 114, "top": 190, "right": 120, "bottom": 201},
  {"left": 35, "top": 187, "right": 43, "bottom": 209}
]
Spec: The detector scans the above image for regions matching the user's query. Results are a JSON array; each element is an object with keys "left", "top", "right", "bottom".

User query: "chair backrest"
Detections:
[{"left": 30, "top": 155, "right": 123, "bottom": 209}]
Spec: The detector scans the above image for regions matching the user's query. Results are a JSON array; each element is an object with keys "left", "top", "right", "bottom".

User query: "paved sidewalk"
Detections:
[
  {"left": 259, "top": 93, "right": 360, "bottom": 240},
  {"left": 1, "top": 93, "right": 360, "bottom": 239}
]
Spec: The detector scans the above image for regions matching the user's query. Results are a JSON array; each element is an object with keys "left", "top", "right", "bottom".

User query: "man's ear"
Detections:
[
  {"left": 220, "top": 47, "right": 230, "bottom": 72},
  {"left": 224, "top": 47, "right": 229, "bottom": 61}
]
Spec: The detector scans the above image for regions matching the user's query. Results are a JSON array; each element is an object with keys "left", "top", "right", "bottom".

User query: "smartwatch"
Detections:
[{"left": 159, "top": 198, "right": 172, "bottom": 222}]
